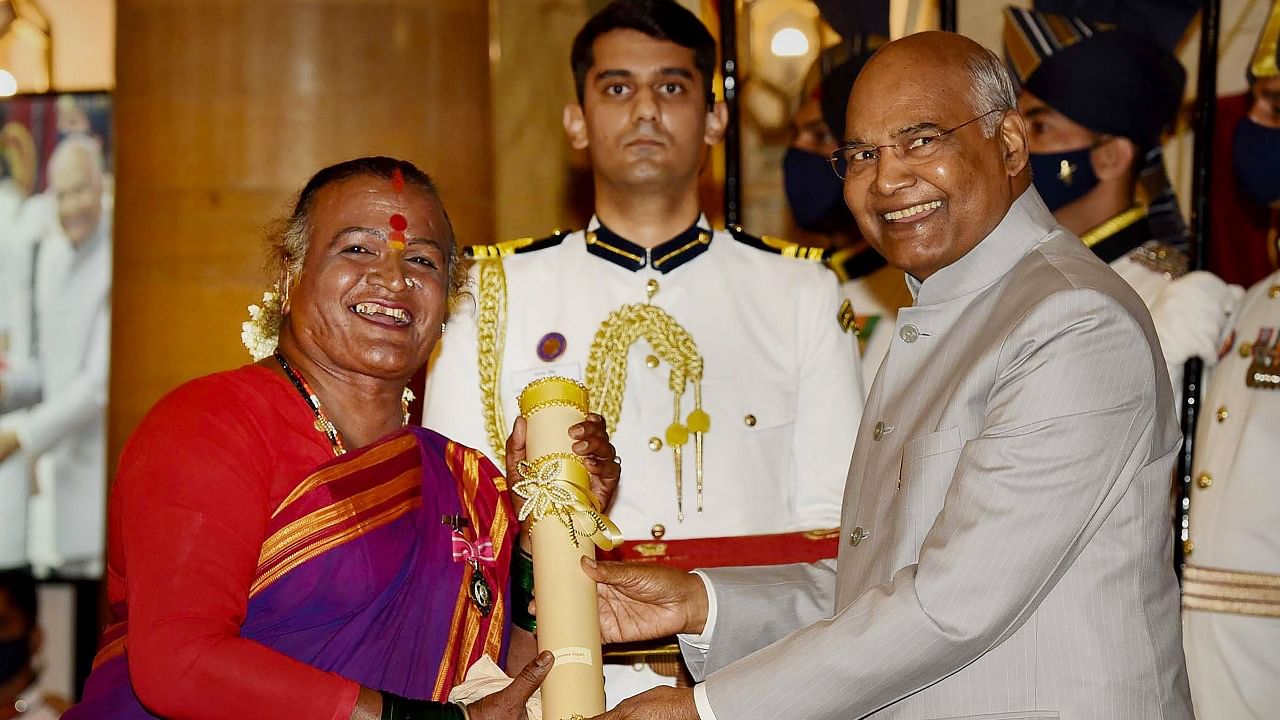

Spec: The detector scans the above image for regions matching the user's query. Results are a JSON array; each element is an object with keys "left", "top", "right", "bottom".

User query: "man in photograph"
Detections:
[{"left": 0, "top": 133, "right": 112, "bottom": 578}]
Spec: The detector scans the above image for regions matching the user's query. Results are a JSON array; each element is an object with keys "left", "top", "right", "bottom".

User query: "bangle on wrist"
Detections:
[
  {"left": 378, "top": 690, "right": 465, "bottom": 720},
  {"left": 512, "top": 546, "right": 536, "bottom": 633}
]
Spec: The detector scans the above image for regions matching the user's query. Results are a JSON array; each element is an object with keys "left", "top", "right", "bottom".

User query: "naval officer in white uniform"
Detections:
[
  {"left": 1182, "top": 270, "right": 1280, "bottom": 720},
  {"left": 1005, "top": 7, "right": 1242, "bottom": 397},
  {"left": 422, "top": 0, "right": 861, "bottom": 705}
]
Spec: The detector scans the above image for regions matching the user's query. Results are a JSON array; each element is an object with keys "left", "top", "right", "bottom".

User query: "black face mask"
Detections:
[
  {"left": 1029, "top": 146, "right": 1100, "bottom": 212},
  {"left": 1233, "top": 116, "right": 1280, "bottom": 207},
  {"left": 0, "top": 635, "right": 30, "bottom": 685},
  {"left": 783, "top": 146, "right": 848, "bottom": 231}
]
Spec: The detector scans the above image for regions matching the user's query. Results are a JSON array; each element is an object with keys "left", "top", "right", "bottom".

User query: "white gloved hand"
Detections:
[{"left": 1148, "top": 270, "right": 1245, "bottom": 367}]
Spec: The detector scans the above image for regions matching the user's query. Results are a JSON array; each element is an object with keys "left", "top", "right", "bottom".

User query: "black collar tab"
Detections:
[{"left": 585, "top": 220, "right": 711, "bottom": 274}]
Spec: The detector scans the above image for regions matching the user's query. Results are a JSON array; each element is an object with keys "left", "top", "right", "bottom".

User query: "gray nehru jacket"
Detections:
[{"left": 682, "top": 189, "right": 1192, "bottom": 720}]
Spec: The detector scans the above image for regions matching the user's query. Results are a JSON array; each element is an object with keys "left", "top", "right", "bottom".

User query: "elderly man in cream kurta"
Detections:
[
  {"left": 0, "top": 135, "right": 111, "bottom": 576},
  {"left": 584, "top": 32, "right": 1191, "bottom": 720}
]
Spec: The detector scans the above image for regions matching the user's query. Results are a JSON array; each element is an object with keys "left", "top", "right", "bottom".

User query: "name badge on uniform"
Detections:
[{"left": 508, "top": 362, "right": 583, "bottom": 393}]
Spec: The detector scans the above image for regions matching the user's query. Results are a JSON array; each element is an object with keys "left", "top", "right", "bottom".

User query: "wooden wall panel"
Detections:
[
  {"left": 489, "top": 0, "right": 590, "bottom": 241},
  {"left": 110, "top": 0, "right": 492, "bottom": 464}
]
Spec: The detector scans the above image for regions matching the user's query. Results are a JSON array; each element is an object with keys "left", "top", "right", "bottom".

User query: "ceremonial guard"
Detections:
[
  {"left": 427, "top": 223, "right": 857, "bottom": 541},
  {"left": 1004, "top": 7, "right": 1242, "bottom": 393},
  {"left": 1181, "top": 271, "right": 1280, "bottom": 719},
  {"left": 1181, "top": 10, "right": 1280, "bottom": 718},
  {"left": 422, "top": 0, "right": 861, "bottom": 703}
]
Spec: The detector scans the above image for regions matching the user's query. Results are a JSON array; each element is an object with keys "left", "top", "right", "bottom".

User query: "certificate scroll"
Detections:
[{"left": 514, "top": 377, "right": 619, "bottom": 720}]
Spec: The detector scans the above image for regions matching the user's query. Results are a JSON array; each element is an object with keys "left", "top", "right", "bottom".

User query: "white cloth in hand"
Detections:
[{"left": 447, "top": 655, "right": 543, "bottom": 720}]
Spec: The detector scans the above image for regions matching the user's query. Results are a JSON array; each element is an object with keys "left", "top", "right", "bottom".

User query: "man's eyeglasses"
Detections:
[{"left": 828, "top": 109, "right": 1004, "bottom": 180}]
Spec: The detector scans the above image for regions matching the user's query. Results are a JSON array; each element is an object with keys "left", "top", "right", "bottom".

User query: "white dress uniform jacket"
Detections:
[
  {"left": 0, "top": 214, "right": 111, "bottom": 569},
  {"left": 424, "top": 216, "right": 862, "bottom": 541},
  {"left": 1182, "top": 270, "right": 1280, "bottom": 720},
  {"left": 681, "top": 190, "right": 1192, "bottom": 720}
]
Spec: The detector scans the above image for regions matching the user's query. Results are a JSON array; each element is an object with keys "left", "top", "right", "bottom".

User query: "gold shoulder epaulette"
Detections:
[
  {"left": 465, "top": 229, "right": 572, "bottom": 259},
  {"left": 727, "top": 225, "right": 826, "bottom": 262},
  {"left": 1131, "top": 241, "right": 1189, "bottom": 279}
]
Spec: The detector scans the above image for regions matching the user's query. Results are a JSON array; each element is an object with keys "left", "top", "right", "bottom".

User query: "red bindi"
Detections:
[{"left": 389, "top": 213, "right": 408, "bottom": 232}]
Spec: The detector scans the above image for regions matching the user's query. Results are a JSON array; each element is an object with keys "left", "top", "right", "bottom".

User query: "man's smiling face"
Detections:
[{"left": 843, "top": 34, "right": 1028, "bottom": 281}]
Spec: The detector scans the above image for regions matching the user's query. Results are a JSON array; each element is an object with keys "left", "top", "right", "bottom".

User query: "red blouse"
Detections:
[{"left": 105, "top": 365, "right": 360, "bottom": 720}]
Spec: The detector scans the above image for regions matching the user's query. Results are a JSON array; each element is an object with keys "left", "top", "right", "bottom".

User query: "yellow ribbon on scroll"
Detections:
[
  {"left": 513, "top": 453, "right": 622, "bottom": 550},
  {"left": 513, "top": 376, "right": 612, "bottom": 720}
]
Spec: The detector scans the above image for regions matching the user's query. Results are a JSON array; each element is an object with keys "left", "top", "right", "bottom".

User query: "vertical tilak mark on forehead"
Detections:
[{"left": 389, "top": 167, "right": 407, "bottom": 250}]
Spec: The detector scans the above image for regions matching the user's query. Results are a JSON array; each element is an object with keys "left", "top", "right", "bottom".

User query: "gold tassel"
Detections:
[
  {"left": 687, "top": 381, "right": 710, "bottom": 513},
  {"left": 587, "top": 294, "right": 707, "bottom": 522},
  {"left": 667, "top": 394, "right": 690, "bottom": 521}
]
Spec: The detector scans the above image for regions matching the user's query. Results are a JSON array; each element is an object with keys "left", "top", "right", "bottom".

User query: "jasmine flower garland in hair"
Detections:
[{"left": 241, "top": 286, "right": 283, "bottom": 361}]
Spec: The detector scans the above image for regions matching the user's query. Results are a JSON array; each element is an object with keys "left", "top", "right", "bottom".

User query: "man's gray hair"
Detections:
[
  {"left": 965, "top": 47, "right": 1018, "bottom": 137},
  {"left": 47, "top": 133, "right": 105, "bottom": 183}
]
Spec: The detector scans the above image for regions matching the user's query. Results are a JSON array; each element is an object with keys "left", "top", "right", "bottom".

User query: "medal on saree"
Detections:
[
  {"left": 445, "top": 514, "right": 496, "bottom": 616},
  {"left": 469, "top": 566, "right": 494, "bottom": 617}
]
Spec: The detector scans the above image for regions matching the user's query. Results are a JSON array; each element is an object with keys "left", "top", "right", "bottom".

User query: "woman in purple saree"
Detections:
[{"left": 65, "top": 158, "right": 619, "bottom": 720}]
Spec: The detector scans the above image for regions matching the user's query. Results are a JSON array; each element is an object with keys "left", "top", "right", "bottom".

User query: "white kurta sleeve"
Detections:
[
  {"left": 0, "top": 362, "right": 42, "bottom": 412},
  {"left": 13, "top": 298, "right": 109, "bottom": 456},
  {"left": 697, "top": 558, "right": 838, "bottom": 676}
]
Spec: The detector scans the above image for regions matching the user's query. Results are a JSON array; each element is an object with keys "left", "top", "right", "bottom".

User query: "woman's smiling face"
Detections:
[{"left": 284, "top": 174, "right": 453, "bottom": 381}]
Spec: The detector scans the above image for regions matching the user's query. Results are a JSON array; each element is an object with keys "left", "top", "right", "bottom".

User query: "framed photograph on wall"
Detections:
[{"left": 0, "top": 90, "right": 113, "bottom": 699}]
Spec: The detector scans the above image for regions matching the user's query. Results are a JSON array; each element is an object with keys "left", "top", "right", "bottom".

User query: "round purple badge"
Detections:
[{"left": 537, "top": 332, "right": 567, "bottom": 362}]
